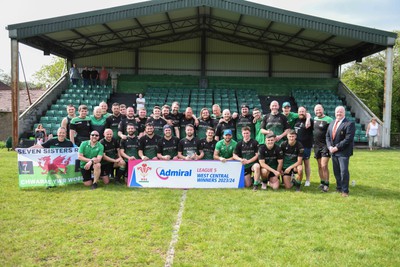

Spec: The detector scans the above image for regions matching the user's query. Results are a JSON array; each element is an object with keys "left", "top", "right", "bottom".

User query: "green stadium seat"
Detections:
[
  {"left": 51, "top": 104, "right": 61, "bottom": 110},
  {"left": 42, "top": 123, "right": 52, "bottom": 130},
  {"left": 46, "top": 110, "right": 55, "bottom": 116}
]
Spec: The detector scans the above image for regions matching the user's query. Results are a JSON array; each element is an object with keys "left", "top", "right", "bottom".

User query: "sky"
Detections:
[{"left": 1, "top": 0, "right": 398, "bottom": 81}]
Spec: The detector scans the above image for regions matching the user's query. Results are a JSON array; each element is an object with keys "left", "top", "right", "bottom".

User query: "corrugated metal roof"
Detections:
[{"left": 7, "top": 0, "right": 397, "bottom": 65}]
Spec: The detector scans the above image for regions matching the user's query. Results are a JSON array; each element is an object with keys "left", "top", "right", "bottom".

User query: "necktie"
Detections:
[{"left": 332, "top": 120, "right": 339, "bottom": 140}]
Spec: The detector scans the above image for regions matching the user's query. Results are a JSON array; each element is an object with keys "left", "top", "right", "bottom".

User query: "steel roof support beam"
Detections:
[
  {"left": 165, "top": 12, "right": 176, "bottom": 34},
  {"left": 11, "top": 39, "right": 19, "bottom": 149},
  {"left": 382, "top": 46, "right": 394, "bottom": 147},
  {"left": 102, "top": 23, "right": 126, "bottom": 44},
  {"left": 135, "top": 18, "right": 150, "bottom": 38}
]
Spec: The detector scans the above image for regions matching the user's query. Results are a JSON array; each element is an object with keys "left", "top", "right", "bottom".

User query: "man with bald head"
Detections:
[
  {"left": 313, "top": 104, "right": 333, "bottom": 192},
  {"left": 90, "top": 106, "right": 107, "bottom": 139},
  {"left": 260, "top": 100, "right": 290, "bottom": 145},
  {"left": 78, "top": 130, "right": 104, "bottom": 189},
  {"left": 326, "top": 106, "right": 356, "bottom": 197},
  {"left": 100, "top": 128, "right": 126, "bottom": 184},
  {"left": 215, "top": 109, "right": 236, "bottom": 141}
]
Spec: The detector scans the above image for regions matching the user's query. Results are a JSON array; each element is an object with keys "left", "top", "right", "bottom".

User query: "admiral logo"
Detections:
[{"left": 156, "top": 168, "right": 192, "bottom": 180}]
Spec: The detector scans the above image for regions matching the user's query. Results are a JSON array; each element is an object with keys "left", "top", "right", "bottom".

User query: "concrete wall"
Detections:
[{"left": 0, "top": 112, "right": 12, "bottom": 141}]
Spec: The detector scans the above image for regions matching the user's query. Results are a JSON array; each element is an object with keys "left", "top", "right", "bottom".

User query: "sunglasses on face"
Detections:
[{"left": 91, "top": 134, "right": 99, "bottom": 137}]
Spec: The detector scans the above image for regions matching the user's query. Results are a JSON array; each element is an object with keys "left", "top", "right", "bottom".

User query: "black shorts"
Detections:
[
  {"left": 314, "top": 145, "right": 331, "bottom": 159},
  {"left": 244, "top": 166, "right": 252, "bottom": 176},
  {"left": 81, "top": 166, "right": 94, "bottom": 182},
  {"left": 262, "top": 171, "right": 277, "bottom": 183},
  {"left": 101, "top": 164, "right": 113, "bottom": 177},
  {"left": 283, "top": 169, "right": 297, "bottom": 177}
]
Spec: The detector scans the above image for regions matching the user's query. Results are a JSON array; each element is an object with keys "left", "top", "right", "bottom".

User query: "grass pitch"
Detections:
[{"left": 0, "top": 149, "right": 399, "bottom": 266}]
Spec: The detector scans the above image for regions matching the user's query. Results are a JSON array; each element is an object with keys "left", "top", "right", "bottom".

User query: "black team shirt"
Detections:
[{"left": 139, "top": 134, "right": 162, "bottom": 159}]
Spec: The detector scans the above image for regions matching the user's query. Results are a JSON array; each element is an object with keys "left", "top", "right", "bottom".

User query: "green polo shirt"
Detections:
[
  {"left": 78, "top": 140, "right": 104, "bottom": 168},
  {"left": 215, "top": 139, "right": 237, "bottom": 159}
]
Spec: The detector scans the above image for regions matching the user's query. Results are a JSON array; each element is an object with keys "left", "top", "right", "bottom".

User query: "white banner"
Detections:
[
  {"left": 16, "top": 147, "right": 82, "bottom": 188},
  {"left": 128, "top": 160, "right": 244, "bottom": 188}
]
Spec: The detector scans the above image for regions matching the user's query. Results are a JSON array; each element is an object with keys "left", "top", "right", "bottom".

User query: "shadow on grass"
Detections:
[{"left": 298, "top": 182, "right": 400, "bottom": 201}]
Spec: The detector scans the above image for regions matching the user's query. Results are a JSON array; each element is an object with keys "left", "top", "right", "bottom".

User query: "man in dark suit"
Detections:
[{"left": 326, "top": 106, "right": 356, "bottom": 197}]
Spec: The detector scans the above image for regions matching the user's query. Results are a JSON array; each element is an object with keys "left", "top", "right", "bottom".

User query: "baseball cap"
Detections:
[
  {"left": 223, "top": 129, "right": 232, "bottom": 136},
  {"left": 282, "top": 102, "right": 291, "bottom": 108}
]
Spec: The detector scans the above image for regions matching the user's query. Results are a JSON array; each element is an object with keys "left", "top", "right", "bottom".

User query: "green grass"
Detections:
[{"left": 1, "top": 149, "right": 399, "bottom": 266}]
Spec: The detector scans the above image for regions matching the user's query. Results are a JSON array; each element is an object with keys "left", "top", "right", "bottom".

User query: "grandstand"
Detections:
[{"left": 8, "top": 0, "right": 396, "bottom": 147}]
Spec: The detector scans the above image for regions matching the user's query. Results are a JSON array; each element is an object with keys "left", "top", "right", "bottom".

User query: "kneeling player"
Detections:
[
  {"left": 258, "top": 134, "right": 283, "bottom": 190},
  {"left": 281, "top": 130, "right": 304, "bottom": 191},
  {"left": 100, "top": 128, "right": 126, "bottom": 184},
  {"left": 78, "top": 131, "right": 104, "bottom": 189}
]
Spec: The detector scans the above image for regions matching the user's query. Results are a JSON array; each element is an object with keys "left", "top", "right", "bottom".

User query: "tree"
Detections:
[
  {"left": 32, "top": 56, "right": 66, "bottom": 88},
  {"left": 0, "top": 69, "right": 11, "bottom": 86},
  {"left": 341, "top": 31, "right": 399, "bottom": 132}
]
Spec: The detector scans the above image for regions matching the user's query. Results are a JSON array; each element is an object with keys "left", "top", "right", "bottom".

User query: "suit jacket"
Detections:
[{"left": 326, "top": 118, "right": 355, "bottom": 157}]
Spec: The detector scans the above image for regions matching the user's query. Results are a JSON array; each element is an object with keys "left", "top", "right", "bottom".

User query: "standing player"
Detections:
[
  {"left": 258, "top": 134, "right": 283, "bottom": 190},
  {"left": 90, "top": 106, "right": 107, "bottom": 139},
  {"left": 60, "top": 104, "right": 76, "bottom": 140},
  {"left": 211, "top": 104, "right": 222, "bottom": 128},
  {"left": 214, "top": 129, "right": 237, "bottom": 162},
  {"left": 234, "top": 104, "right": 255, "bottom": 141},
  {"left": 169, "top": 102, "right": 183, "bottom": 137},
  {"left": 253, "top": 108, "right": 265, "bottom": 145},
  {"left": 313, "top": 104, "right": 333, "bottom": 192},
  {"left": 178, "top": 107, "right": 198, "bottom": 139},
  {"left": 119, "top": 104, "right": 127, "bottom": 119},
  {"left": 157, "top": 125, "right": 180, "bottom": 160},
  {"left": 281, "top": 130, "right": 304, "bottom": 191},
  {"left": 196, "top": 108, "right": 213, "bottom": 140},
  {"left": 282, "top": 102, "right": 299, "bottom": 129},
  {"left": 260, "top": 100, "right": 290, "bottom": 145},
  {"left": 294, "top": 106, "right": 313, "bottom": 186},
  {"left": 177, "top": 124, "right": 204, "bottom": 160},
  {"left": 99, "top": 101, "right": 111, "bottom": 118},
  {"left": 138, "top": 123, "right": 162, "bottom": 161},
  {"left": 233, "top": 126, "right": 260, "bottom": 188},
  {"left": 135, "top": 108, "right": 148, "bottom": 138},
  {"left": 118, "top": 106, "right": 137, "bottom": 140},
  {"left": 105, "top": 102, "right": 123, "bottom": 140},
  {"left": 78, "top": 130, "right": 104, "bottom": 189},
  {"left": 200, "top": 127, "right": 217, "bottom": 160},
  {"left": 100, "top": 129, "right": 126, "bottom": 184},
  {"left": 215, "top": 109, "right": 236, "bottom": 141},
  {"left": 120, "top": 123, "right": 140, "bottom": 182},
  {"left": 146, "top": 106, "right": 167, "bottom": 137},
  {"left": 69, "top": 105, "right": 91, "bottom": 146}
]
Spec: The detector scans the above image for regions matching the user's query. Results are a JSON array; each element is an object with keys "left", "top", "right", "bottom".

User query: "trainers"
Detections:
[
  {"left": 295, "top": 184, "right": 301, "bottom": 192},
  {"left": 304, "top": 181, "right": 310, "bottom": 187},
  {"left": 91, "top": 183, "right": 98, "bottom": 190},
  {"left": 261, "top": 183, "right": 267, "bottom": 190},
  {"left": 252, "top": 185, "right": 258, "bottom": 191},
  {"left": 322, "top": 185, "right": 329, "bottom": 192},
  {"left": 318, "top": 184, "right": 324, "bottom": 190}
]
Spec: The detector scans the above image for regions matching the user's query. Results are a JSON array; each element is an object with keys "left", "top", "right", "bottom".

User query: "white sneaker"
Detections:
[
  {"left": 304, "top": 180, "right": 310, "bottom": 187},
  {"left": 261, "top": 183, "right": 267, "bottom": 190}
]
